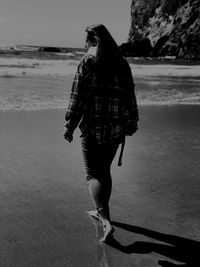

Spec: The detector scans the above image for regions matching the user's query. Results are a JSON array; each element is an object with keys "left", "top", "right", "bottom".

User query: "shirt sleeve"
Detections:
[
  {"left": 124, "top": 61, "right": 139, "bottom": 125},
  {"left": 65, "top": 55, "right": 93, "bottom": 132}
]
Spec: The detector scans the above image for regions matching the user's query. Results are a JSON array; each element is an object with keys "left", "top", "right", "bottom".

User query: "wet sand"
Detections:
[{"left": 0, "top": 106, "right": 200, "bottom": 267}]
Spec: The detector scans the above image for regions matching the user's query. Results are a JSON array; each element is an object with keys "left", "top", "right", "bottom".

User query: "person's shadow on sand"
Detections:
[{"left": 106, "top": 221, "right": 200, "bottom": 267}]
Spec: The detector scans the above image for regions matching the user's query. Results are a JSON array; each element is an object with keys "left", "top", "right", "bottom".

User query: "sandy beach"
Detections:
[{"left": 0, "top": 105, "right": 200, "bottom": 266}]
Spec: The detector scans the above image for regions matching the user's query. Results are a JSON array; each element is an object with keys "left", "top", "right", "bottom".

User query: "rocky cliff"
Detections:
[{"left": 122, "top": 0, "right": 200, "bottom": 59}]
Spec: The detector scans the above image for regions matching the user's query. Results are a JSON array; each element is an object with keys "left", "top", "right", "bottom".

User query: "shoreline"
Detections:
[{"left": 0, "top": 103, "right": 200, "bottom": 113}]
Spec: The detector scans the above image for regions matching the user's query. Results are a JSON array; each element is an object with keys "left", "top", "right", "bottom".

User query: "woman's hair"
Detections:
[{"left": 85, "top": 24, "right": 124, "bottom": 79}]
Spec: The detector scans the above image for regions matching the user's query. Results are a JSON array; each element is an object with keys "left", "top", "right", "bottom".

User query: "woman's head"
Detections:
[{"left": 85, "top": 24, "right": 122, "bottom": 70}]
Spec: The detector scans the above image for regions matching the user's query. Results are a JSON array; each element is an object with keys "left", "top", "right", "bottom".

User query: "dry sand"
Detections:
[{"left": 0, "top": 106, "right": 200, "bottom": 267}]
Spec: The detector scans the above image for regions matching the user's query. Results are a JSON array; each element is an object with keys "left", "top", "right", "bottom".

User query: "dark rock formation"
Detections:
[
  {"left": 120, "top": 38, "right": 152, "bottom": 57},
  {"left": 124, "top": 0, "right": 200, "bottom": 59}
]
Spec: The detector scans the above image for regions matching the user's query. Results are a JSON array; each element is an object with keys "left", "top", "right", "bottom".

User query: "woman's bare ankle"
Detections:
[
  {"left": 96, "top": 207, "right": 114, "bottom": 241},
  {"left": 97, "top": 207, "right": 110, "bottom": 221}
]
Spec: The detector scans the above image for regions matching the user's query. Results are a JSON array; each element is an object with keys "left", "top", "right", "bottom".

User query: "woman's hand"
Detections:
[
  {"left": 124, "top": 122, "right": 138, "bottom": 136},
  {"left": 63, "top": 128, "right": 73, "bottom": 142}
]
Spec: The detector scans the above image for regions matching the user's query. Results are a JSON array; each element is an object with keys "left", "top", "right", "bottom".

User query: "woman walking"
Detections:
[{"left": 64, "top": 24, "right": 138, "bottom": 242}]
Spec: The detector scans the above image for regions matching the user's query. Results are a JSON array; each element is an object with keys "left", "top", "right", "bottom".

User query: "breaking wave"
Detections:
[{"left": 0, "top": 57, "right": 199, "bottom": 110}]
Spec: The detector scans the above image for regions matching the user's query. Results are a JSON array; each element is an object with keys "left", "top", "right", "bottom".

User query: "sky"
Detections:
[{"left": 0, "top": 0, "right": 132, "bottom": 48}]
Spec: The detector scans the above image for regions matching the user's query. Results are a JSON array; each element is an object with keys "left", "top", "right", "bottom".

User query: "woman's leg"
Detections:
[
  {"left": 97, "top": 147, "right": 118, "bottom": 241},
  {"left": 81, "top": 136, "right": 104, "bottom": 210},
  {"left": 101, "top": 145, "right": 118, "bottom": 209},
  {"left": 87, "top": 178, "right": 104, "bottom": 210},
  {"left": 81, "top": 136, "right": 118, "bottom": 210},
  {"left": 81, "top": 136, "right": 118, "bottom": 241}
]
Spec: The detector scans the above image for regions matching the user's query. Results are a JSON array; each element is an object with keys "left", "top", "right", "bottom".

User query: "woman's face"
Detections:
[{"left": 85, "top": 33, "right": 97, "bottom": 48}]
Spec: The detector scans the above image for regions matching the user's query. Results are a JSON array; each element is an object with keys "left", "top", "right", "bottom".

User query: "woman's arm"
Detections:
[
  {"left": 64, "top": 56, "right": 93, "bottom": 141},
  {"left": 123, "top": 61, "right": 139, "bottom": 135}
]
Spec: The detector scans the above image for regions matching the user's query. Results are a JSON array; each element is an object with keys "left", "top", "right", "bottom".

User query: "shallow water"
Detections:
[
  {"left": 0, "top": 76, "right": 71, "bottom": 110},
  {"left": 0, "top": 54, "right": 200, "bottom": 110},
  {"left": 0, "top": 74, "right": 199, "bottom": 111}
]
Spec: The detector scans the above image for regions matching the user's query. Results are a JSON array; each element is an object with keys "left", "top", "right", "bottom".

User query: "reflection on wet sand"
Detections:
[{"left": 88, "top": 216, "right": 113, "bottom": 267}]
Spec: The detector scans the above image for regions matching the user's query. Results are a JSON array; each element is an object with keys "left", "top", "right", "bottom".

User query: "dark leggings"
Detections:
[{"left": 81, "top": 136, "right": 119, "bottom": 211}]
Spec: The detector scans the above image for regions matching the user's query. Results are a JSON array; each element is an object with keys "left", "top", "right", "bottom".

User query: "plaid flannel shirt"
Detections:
[{"left": 65, "top": 51, "right": 139, "bottom": 144}]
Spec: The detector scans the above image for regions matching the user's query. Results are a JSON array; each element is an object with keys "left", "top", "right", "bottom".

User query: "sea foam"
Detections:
[{"left": 0, "top": 57, "right": 200, "bottom": 78}]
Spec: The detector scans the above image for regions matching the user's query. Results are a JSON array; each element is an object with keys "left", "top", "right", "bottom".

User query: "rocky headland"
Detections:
[{"left": 120, "top": 0, "right": 200, "bottom": 59}]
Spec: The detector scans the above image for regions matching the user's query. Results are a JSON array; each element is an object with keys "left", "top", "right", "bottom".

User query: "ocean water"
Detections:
[{"left": 0, "top": 52, "right": 200, "bottom": 111}]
